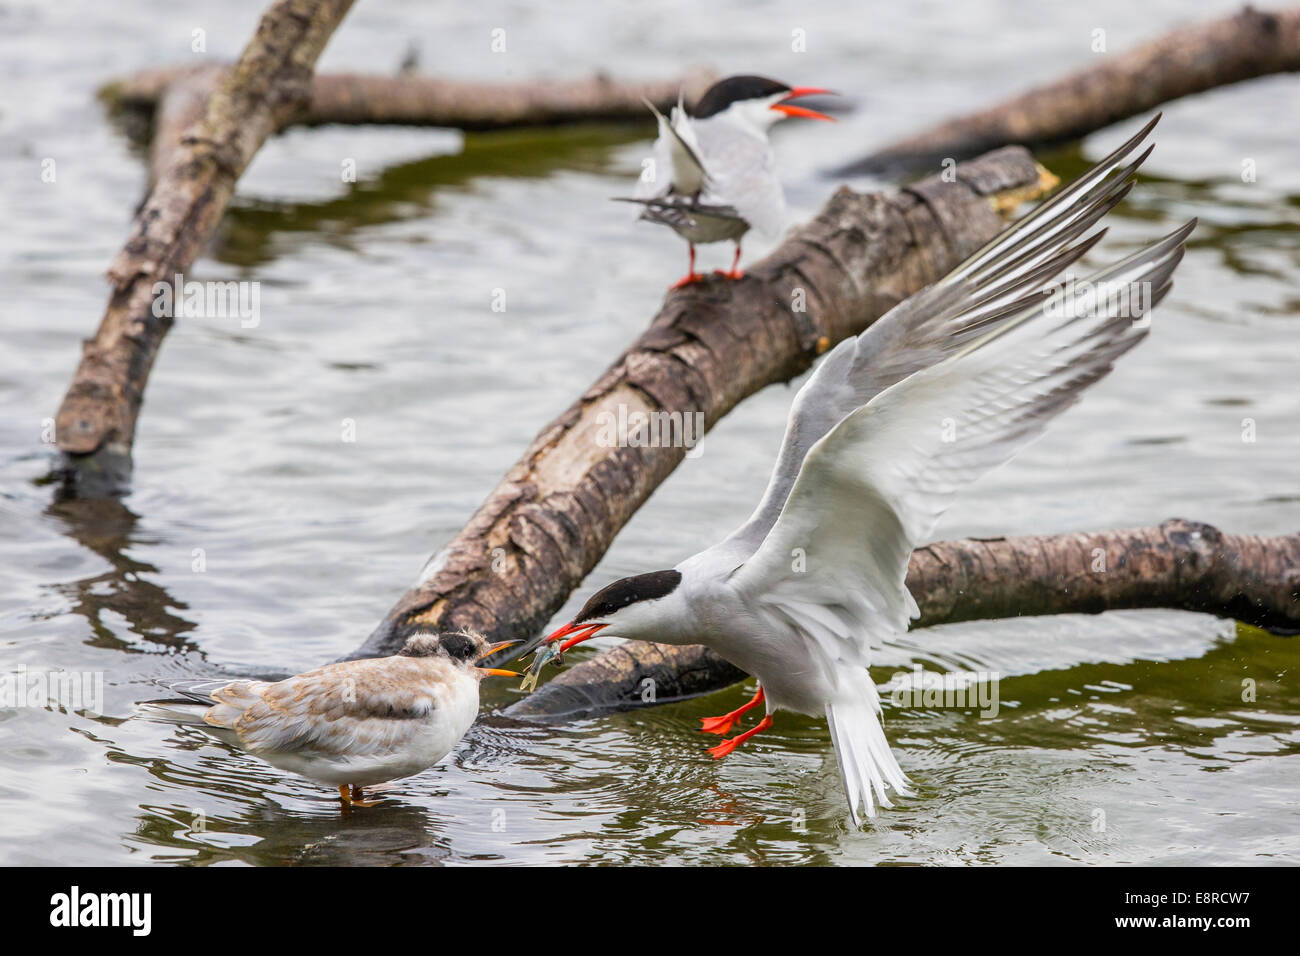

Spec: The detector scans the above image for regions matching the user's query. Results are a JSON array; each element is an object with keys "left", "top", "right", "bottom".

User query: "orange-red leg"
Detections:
[
  {"left": 339, "top": 785, "right": 382, "bottom": 808},
  {"left": 700, "top": 685, "right": 765, "bottom": 736},
  {"left": 708, "top": 713, "right": 774, "bottom": 760},
  {"left": 714, "top": 241, "right": 743, "bottom": 279},
  {"left": 670, "top": 244, "right": 703, "bottom": 289}
]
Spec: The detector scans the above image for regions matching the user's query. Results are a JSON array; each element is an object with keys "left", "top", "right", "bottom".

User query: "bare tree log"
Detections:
[
  {"left": 346, "top": 146, "right": 1059, "bottom": 663},
  {"left": 507, "top": 519, "right": 1300, "bottom": 721},
  {"left": 147, "top": 65, "right": 227, "bottom": 187},
  {"left": 129, "top": 66, "right": 715, "bottom": 187},
  {"left": 104, "top": 64, "right": 717, "bottom": 135},
  {"left": 53, "top": 0, "right": 355, "bottom": 490},
  {"left": 832, "top": 5, "right": 1300, "bottom": 177}
]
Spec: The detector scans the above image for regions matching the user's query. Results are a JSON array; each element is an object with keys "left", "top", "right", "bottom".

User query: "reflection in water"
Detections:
[
  {"left": 218, "top": 125, "right": 649, "bottom": 268},
  {"left": 46, "top": 613, "right": 1300, "bottom": 866},
  {"left": 39, "top": 492, "right": 199, "bottom": 654}
]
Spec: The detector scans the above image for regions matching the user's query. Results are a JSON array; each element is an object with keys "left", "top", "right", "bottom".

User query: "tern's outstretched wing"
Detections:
[
  {"left": 636, "top": 100, "right": 706, "bottom": 201},
  {"left": 712, "top": 115, "right": 1164, "bottom": 565},
  {"left": 731, "top": 217, "right": 1194, "bottom": 820}
]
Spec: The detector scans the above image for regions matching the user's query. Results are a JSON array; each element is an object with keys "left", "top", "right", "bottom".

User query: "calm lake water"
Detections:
[{"left": 2, "top": 0, "right": 1298, "bottom": 865}]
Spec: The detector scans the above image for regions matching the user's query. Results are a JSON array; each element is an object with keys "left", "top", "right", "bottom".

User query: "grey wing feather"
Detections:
[
  {"left": 635, "top": 99, "right": 706, "bottom": 200},
  {"left": 614, "top": 196, "right": 745, "bottom": 231},
  {"left": 152, "top": 677, "right": 242, "bottom": 706},
  {"left": 713, "top": 114, "right": 1164, "bottom": 561}
]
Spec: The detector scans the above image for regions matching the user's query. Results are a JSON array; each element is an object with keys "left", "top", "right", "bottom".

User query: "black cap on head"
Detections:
[
  {"left": 692, "top": 75, "right": 790, "bottom": 119},
  {"left": 399, "top": 631, "right": 479, "bottom": 661},
  {"left": 573, "top": 570, "right": 682, "bottom": 623}
]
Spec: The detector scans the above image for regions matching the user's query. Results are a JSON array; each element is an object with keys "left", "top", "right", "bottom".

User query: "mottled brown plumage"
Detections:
[{"left": 164, "top": 631, "right": 518, "bottom": 807}]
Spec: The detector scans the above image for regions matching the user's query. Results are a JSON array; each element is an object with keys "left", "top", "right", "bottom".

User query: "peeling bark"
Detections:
[
  {"left": 53, "top": 0, "right": 355, "bottom": 490},
  {"left": 346, "top": 147, "right": 1058, "bottom": 662},
  {"left": 833, "top": 5, "right": 1300, "bottom": 177},
  {"left": 508, "top": 519, "right": 1300, "bottom": 721}
]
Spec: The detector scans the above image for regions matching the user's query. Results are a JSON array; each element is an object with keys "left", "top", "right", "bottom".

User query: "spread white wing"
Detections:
[
  {"left": 730, "top": 215, "right": 1193, "bottom": 820},
  {"left": 731, "top": 217, "right": 1191, "bottom": 657},
  {"left": 711, "top": 116, "right": 1164, "bottom": 568}
]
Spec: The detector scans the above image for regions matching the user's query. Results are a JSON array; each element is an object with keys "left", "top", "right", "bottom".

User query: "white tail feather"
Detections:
[{"left": 825, "top": 678, "right": 910, "bottom": 825}]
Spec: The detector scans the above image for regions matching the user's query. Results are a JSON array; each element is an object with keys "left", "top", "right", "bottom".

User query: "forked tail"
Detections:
[{"left": 825, "top": 679, "right": 911, "bottom": 825}]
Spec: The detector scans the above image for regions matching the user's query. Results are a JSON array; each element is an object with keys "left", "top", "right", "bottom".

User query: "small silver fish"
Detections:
[{"left": 518, "top": 642, "right": 564, "bottom": 693}]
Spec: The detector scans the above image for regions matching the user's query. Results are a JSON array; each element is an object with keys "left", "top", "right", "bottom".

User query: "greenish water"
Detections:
[{"left": 1, "top": 0, "right": 1298, "bottom": 865}]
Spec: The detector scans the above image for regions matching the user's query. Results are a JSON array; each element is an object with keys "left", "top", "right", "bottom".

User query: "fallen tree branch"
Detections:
[
  {"left": 108, "top": 64, "right": 716, "bottom": 185},
  {"left": 832, "top": 5, "right": 1300, "bottom": 177},
  {"left": 507, "top": 519, "right": 1300, "bottom": 721},
  {"left": 134, "top": 65, "right": 712, "bottom": 187},
  {"left": 134, "top": 65, "right": 712, "bottom": 188},
  {"left": 53, "top": 0, "right": 355, "bottom": 491},
  {"left": 345, "top": 146, "right": 1059, "bottom": 663},
  {"left": 104, "top": 64, "right": 716, "bottom": 131}
]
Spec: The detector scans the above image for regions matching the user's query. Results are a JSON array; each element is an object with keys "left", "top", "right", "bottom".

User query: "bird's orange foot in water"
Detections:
[
  {"left": 708, "top": 714, "right": 774, "bottom": 759},
  {"left": 670, "top": 272, "right": 705, "bottom": 290},
  {"left": 700, "top": 686, "right": 765, "bottom": 736},
  {"left": 339, "top": 785, "right": 383, "bottom": 808}
]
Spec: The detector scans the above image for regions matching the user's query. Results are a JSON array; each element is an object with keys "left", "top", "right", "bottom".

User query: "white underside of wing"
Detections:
[
  {"left": 725, "top": 221, "right": 1188, "bottom": 821},
  {"left": 734, "top": 244, "right": 1172, "bottom": 663},
  {"left": 712, "top": 117, "right": 1164, "bottom": 565}
]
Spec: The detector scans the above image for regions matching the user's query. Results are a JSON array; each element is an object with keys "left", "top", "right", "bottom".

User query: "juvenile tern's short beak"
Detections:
[
  {"left": 544, "top": 621, "right": 610, "bottom": 652},
  {"left": 476, "top": 639, "right": 521, "bottom": 676},
  {"left": 476, "top": 639, "right": 520, "bottom": 662},
  {"left": 771, "top": 86, "right": 836, "bottom": 121}
]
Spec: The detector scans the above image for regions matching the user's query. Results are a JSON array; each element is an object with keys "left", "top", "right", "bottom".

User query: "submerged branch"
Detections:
[{"left": 507, "top": 519, "right": 1300, "bottom": 721}]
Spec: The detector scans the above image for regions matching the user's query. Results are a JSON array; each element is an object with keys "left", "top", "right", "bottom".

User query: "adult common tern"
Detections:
[
  {"left": 151, "top": 631, "right": 518, "bottom": 808},
  {"left": 542, "top": 116, "right": 1195, "bottom": 824},
  {"left": 619, "top": 74, "right": 833, "bottom": 288}
]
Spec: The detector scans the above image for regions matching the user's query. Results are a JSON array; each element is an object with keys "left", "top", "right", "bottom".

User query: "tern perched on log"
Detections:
[
  {"left": 618, "top": 74, "right": 833, "bottom": 288},
  {"left": 538, "top": 115, "right": 1195, "bottom": 824},
  {"left": 148, "top": 631, "right": 518, "bottom": 808}
]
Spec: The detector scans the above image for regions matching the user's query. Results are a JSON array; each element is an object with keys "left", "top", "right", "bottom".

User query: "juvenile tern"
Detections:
[{"left": 153, "top": 631, "right": 518, "bottom": 808}]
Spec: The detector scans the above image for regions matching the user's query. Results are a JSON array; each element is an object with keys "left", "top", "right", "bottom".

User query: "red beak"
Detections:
[
  {"left": 771, "top": 86, "right": 836, "bottom": 122},
  {"left": 544, "top": 620, "right": 610, "bottom": 652}
]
